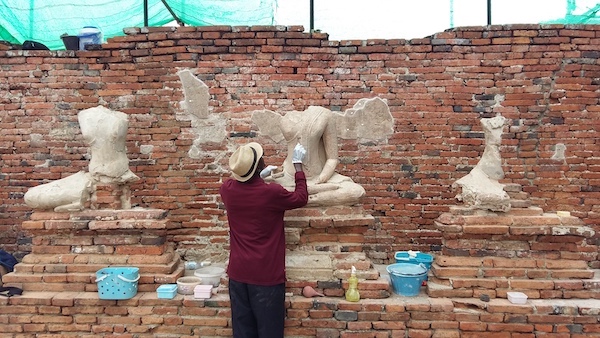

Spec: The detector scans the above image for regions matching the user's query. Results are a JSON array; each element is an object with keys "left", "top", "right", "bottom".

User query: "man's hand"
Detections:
[
  {"left": 292, "top": 143, "right": 306, "bottom": 164},
  {"left": 260, "top": 165, "right": 278, "bottom": 178}
]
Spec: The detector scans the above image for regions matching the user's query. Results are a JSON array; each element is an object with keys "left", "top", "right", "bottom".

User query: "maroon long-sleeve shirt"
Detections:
[{"left": 220, "top": 171, "right": 308, "bottom": 285}]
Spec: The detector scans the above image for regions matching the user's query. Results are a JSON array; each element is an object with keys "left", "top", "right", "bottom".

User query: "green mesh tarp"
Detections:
[
  {"left": 0, "top": 0, "right": 275, "bottom": 50},
  {"left": 542, "top": 2, "right": 600, "bottom": 24}
]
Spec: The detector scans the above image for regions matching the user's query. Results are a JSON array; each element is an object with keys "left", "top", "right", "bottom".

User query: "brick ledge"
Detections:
[{"left": 2, "top": 290, "right": 598, "bottom": 312}]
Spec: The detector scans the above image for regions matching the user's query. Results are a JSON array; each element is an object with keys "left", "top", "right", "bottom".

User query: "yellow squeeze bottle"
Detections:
[{"left": 345, "top": 266, "right": 360, "bottom": 302}]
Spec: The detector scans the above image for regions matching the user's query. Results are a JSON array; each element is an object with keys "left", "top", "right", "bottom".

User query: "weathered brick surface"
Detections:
[
  {"left": 431, "top": 206, "right": 599, "bottom": 299},
  {"left": 5, "top": 210, "right": 183, "bottom": 291},
  {"left": 1, "top": 23, "right": 600, "bottom": 334},
  {"left": 1, "top": 25, "right": 599, "bottom": 268}
]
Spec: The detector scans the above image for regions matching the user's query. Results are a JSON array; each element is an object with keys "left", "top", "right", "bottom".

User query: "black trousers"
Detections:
[{"left": 228, "top": 278, "right": 285, "bottom": 338}]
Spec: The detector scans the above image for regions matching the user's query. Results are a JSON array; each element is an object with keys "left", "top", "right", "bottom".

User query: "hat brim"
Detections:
[{"left": 231, "top": 142, "right": 263, "bottom": 182}]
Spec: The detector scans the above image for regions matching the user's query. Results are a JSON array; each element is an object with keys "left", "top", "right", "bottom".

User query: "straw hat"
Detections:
[{"left": 229, "top": 142, "right": 264, "bottom": 182}]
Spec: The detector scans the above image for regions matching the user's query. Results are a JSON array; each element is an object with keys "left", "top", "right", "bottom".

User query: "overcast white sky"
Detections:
[{"left": 275, "top": 0, "right": 599, "bottom": 40}]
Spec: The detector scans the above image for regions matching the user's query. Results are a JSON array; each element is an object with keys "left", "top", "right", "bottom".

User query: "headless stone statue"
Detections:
[
  {"left": 453, "top": 115, "right": 510, "bottom": 212},
  {"left": 79, "top": 107, "right": 138, "bottom": 184},
  {"left": 24, "top": 106, "right": 138, "bottom": 212},
  {"left": 252, "top": 98, "right": 393, "bottom": 207}
]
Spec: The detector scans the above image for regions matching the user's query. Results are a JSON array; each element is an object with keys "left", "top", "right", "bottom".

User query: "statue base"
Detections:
[
  {"left": 429, "top": 203, "right": 599, "bottom": 299},
  {"left": 3, "top": 209, "right": 183, "bottom": 292},
  {"left": 283, "top": 205, "right": 391, "bottom": 299}
]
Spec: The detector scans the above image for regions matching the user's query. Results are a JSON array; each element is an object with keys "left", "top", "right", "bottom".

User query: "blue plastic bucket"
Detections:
[
  {"left": 387, "top": 263, "right": 427, "bottom": 297},
  {"left": 95, "top": 267, "right": 139, "bottom": 300},
  {"left": 394, "top": 251, "right": 433, "bottom": 270}
]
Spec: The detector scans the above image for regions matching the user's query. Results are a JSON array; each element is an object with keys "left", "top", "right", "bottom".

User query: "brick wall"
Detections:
[
  {"left": 0, "top": 24, "right": 599, "bottom": 266},
  {"left": 1, "top": 292, "right": 599, "bottom": 337}
]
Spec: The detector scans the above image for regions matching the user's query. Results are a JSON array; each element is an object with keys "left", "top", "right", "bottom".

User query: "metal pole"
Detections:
[
  {"left": 144, "top": 0, "right": 149, "bottom": 27},
  {"left": 310, "top": 0, "right": 314, "bottom": 32},
  {"left": 160, "top": 0, "right": 184, "bottom": 26},
  {"left": 487, "top": 0, "right": 492, "bottom": 25},
  {"left": 29, "top": 0, "right": 34, "bottom": 40}
]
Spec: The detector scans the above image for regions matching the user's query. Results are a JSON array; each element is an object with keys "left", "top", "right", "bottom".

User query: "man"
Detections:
[{"left": 220, "top": 142, "right": 308, "bottom": 338}]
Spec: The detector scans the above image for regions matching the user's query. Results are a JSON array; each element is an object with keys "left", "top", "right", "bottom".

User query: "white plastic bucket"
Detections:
[{"left": 78, "top": 26, "right": 102, "bottom": 50}]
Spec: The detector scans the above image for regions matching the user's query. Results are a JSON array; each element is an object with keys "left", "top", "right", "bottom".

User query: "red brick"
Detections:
[
  {"left": 460, "top": 321, "right": 487, "bottom": 331},
  {"left": 309, "top": 309, "right": 334, "bottom": 319}
]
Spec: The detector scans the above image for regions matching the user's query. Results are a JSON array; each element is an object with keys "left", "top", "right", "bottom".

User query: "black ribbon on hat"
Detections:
[{"left": 240, "top": 147, "right": 258, "bottom": 179}]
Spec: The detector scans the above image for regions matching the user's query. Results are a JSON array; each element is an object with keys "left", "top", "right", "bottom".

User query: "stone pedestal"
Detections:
[
  {"left": 3, "top": 209, "right": 183, "bottom": 292},
  {"left": 428, "top": 205, "right": 599, "bottom": 300},
  {"left": 283, "top": 206, "right": 391, "bottom": 299}
]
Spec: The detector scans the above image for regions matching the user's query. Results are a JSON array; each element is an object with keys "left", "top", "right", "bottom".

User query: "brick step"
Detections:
[
  {"left": 288, "top": 279, "right": 391, "bottom": 299},
  {"left": 285, "top": 206, "right": 372, "bottom": 218},
  {"left": 435, "top": 209, "right": 597, "bottom": 261},
  {"left": 331, "top": 251, "right": 379, "bottom": 280},
  {"left": 3, "top": 265, "right": 185, "bottom": 292},
  {"left": 509, "top": 199, "right": 532, "bottom": 209},
  {"left": 437, "top": 222, "right": 593, "bottom": 238},
  {"left": 429, "top": 272, "right": 600, "bottom": 291},
  {"left": 11, "top": 261, "right": 180, "bottom": 276},
  {"left": 447, "top": 205, "right": 545, "bottom": 217},
  {"left": 285, "top": 242, "right": 369, "bottom": 253},
  {"left": 285, "top": 226, "right": 374, "bottom": 251},
  {"left": 13, "top": 252, "right": 181, "bottom": 275},
  {"left": 213, "top": 276, "right": 392, "bottom": 299},
  {"left": 435, "top": 256, "right": 594, "bottom": 270},
  {"left": 437, "top": 239, "right": 596, "bottom": 260},
  {"left": 438, "top": 249, "right": 597, "bottom": 263},
  {"left": 20, "top": 246, "right": 177, "bottom": 264},
  {"left": 345, "top": 279, "right": 391, "bottom": 299},
  {"left": 285, "top": 251, "right": 379, "bottom": 283},
  {"left": 285, "top": 215, "right": 375, "bottom": 226},
  {"left": 431, "top": 263, "right": 595, "bottom": 280},
  {"left": 284, "top": 206, "right": 376, "bottom": 232},
  {"left": 212, "top": 278, "right": 392, "bottom": 300},
  {"left": 427, "top": 270, "right": 600, "bottom": 300},
  {"left": 444, "top": 206, "right": 591, "bottom": 222},
  {"left": 335, "top": 268, "right": 380, "bottom": 281},
  {"left": 284, "top": 222, "right": 374, "bottom": 245}
]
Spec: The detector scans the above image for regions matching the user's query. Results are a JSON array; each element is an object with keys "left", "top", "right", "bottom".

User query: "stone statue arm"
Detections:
[
  {"left": 251, "top": 110, "right": 284, "bottom": 143},
  {"left": 318, "top": 118, "right": 339, "bottom": 184}
]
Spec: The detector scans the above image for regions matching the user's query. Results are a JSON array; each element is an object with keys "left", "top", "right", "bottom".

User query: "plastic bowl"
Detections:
[
  {"left": 194, "top": 266, "right": 225, "bottom": 287},
  {"left": 176, "top": 276, "right": 202, "bottom": 295}
]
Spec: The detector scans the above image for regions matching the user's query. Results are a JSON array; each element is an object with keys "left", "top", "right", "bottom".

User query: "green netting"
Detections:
[
  {"left": 0, "top": 0, "right": 275, "bottom": 50},
  {"left": 542, "top": 3, "right": 600, "bottom": 23}
]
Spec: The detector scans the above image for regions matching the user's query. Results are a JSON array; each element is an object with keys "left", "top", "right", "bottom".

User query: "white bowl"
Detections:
[
  {"left": 507, "top": 291, "right": 528, "bottom": 304},
  {"left": 194, "top": 266, "right": 225, "bottom": 287},
  {"left": 177, "top": 276, "right": 202, "bottom": 295}
]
